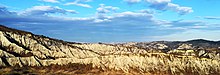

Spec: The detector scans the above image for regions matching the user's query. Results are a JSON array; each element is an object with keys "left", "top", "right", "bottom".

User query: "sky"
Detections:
[{"left": 0, "top": 0, "right": 220, "bottom": 42}]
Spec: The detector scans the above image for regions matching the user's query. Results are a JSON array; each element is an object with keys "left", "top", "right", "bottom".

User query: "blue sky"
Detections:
[{"left": 0, "top": 0, "right": 220, "bottom": 42}]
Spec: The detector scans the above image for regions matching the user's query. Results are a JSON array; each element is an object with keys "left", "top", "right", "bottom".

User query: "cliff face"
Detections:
[{"left": 0, "top": 25, "right": 220, "bottom": 75}]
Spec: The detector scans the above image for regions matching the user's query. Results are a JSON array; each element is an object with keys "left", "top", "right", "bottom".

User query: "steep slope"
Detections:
[{"left": 0, "top": 25, "right": 220, "bottom": 75}]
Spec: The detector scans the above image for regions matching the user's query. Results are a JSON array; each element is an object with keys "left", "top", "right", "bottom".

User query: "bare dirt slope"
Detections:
[{"left": 0, "top": 25, "right": 220, "bottom": 75}]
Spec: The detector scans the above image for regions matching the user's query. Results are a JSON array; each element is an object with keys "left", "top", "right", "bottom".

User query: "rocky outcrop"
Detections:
[
  {"left": 177, "top": 44, "right": 193, "bottom": 50},
  {"left": 0, "top": 25, "right": 220, "bottom": 74}
]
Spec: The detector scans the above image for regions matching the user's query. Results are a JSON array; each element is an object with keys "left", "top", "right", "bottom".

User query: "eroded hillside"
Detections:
[{"left": 0, "top": 25, "right": 220, "bottom": 75}]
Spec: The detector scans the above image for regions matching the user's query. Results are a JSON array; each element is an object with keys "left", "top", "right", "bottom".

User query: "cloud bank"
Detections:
[
  {"left": 0, "top": 5, "right": 212, "bottom": 42},
  {"left": 20, "top": 6, "right": 77, "bottom": 16}
]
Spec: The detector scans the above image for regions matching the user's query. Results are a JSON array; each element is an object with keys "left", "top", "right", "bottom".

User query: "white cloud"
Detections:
[
  {"left": 124, "top": 0, "right": 142, "bottom": 4},
  {"left": 167, "top": 3, "right": 193, "bottom": 15},
  {"left": 20, "top": 6, "right": 77, "bottom": 16},
  {"left": 64, "top": 0, "right": 92, "bottom": 8},
  {"left": 65, "top": 2, "right": 92, "bottom": 8},
  {"left": 0, "top": 6, "right": 17, "bottom": 16},
  {"left": 204, "top": 16, "right": 220, "bottom": 20},
  {"left": 139, "top": 9, "right": 155, "bottom": 14},
  {"left": 114, "top": 11, "right": 152, "bottom": 18},
  {"left": 146, "top": 0, "right": 170, "bottom": 4},
  {"left": 96, "top": 4, "right": 119, "bottom": 14},
  {"left": 78, "top": 0, "right": 92, "bottom": 2},
  {"left": 95, "top": 4, "right": 120, "bottom": 22},
  {"left": 41, "top": 0, "right": 60, "bottom": 3},
  {"left": 145, "top": 0, "right": 193, "bottom": 15},
  {"left": 94, "top": 11, "right": 154, "bottom": 24}
]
